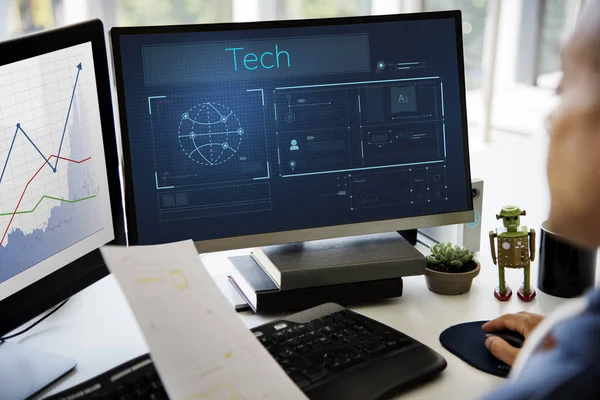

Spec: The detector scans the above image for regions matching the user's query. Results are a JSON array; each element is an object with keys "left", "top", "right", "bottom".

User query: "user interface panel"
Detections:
[{"left": 114, "top": 14, "right": 471, "bottom": 245}]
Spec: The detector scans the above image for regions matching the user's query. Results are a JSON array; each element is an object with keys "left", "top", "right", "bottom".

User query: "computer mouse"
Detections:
[
  {"left": 485, "top": 330, "right": 525, "bottom": 349},
  {"left": 439, "top": 320, "right": 520, "bottom": 378}
]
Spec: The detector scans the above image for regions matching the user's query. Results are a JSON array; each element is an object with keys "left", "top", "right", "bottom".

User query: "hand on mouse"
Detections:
[{"left": 481, "top": 312, "right": 545, "bottom": 366}]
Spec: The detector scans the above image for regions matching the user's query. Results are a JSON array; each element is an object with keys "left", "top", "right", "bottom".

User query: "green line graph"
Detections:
[{"left": 0, "top": 194, "right": 97, "bottom": 217}]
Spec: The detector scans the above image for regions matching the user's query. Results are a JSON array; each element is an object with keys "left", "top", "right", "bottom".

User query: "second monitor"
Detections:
[{"left": 111, "top": 11, "right": 473, "bottom": 251}]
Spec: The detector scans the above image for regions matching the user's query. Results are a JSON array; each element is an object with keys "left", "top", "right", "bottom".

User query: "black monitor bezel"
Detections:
[
  {"left": 111, "top": 11, "right": 472, "bottom": 246},
  {"left": 0, "top": 19, "right": 126, "bottom": 337}
]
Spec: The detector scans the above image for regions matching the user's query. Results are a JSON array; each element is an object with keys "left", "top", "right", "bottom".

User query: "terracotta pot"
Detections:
[{"left": 424, "top": 261, "right": 481, "bottom": 295}]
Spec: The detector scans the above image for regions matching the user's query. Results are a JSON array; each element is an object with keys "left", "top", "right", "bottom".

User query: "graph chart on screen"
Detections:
[{"left": 0, "top": 43, "right": 111, "bottom": 285}]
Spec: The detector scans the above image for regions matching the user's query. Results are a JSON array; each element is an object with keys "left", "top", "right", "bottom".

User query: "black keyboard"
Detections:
[
  {"left": 45, "top": 303, "right": 446, "bottom": 400},
  {"left": 45, "top": 354, "right": 165, "bottom": 400}
]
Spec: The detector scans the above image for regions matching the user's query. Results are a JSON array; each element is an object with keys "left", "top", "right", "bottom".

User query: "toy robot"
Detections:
[{"left": 489, "top": 205, "right": 536, "bottom": 301}]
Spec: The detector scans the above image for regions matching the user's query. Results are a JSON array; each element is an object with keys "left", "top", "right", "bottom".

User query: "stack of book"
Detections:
[{"left": 228, "top": 233, "right": 425, "bottom": 312}]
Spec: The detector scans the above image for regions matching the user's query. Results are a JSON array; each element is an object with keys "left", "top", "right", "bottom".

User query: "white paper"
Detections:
[{"left": 100, "top": 240, "right": 307, "bottom": 400}]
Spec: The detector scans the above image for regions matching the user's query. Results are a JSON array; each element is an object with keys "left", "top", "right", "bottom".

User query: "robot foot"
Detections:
[
  {"left": 517, "top": 285, "right": 536, "bottom": 302},
  {"left": 494, "top": 286, "right": 512, "bottom": 301}
]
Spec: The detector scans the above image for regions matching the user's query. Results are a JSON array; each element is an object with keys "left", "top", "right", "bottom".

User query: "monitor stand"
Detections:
[
  {"left": 232, "top": 231, "right": 425, "bottom": 291},
  {"left": 0, "top": 341, "right": 76, "bottom": 399}
]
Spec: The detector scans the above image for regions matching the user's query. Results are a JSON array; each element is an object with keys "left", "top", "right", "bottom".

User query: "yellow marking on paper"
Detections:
[
  {"left": 187, "top": 383, "right": 239, "bottom": 400},
  {"left": 169, "top": 270, "right": 189, "bottom": 290},
  {"left": 224, "top": 351, "right": 232, "bottom": 359},
  {"left": 136, "top": 277, "right": 164, "bottom": 284}
]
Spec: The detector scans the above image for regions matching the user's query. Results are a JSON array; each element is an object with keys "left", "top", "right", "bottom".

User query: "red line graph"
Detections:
[{"left": 0, "top": 155, "right": 91, "bottom": 246}]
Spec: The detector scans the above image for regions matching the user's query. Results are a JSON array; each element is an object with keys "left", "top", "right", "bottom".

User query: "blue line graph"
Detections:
[
  {"left": 0, "top": 56, "right": 105, "bottom": 281},
  {"left": 0, "top": 62, "right": 82, "bottom": 184},
  {"left": 55, "top": 63, "right": 82, "bottom": 170},
  {"left": 0, "top": 127, "right": 18, "bottom": 181}
]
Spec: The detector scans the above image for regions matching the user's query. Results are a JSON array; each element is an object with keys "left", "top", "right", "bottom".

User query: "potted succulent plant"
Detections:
[{"left": 424, "top": 242, "right": 480, "bottom": 295}]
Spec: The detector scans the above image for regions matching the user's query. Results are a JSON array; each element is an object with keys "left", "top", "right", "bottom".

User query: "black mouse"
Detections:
[
  {"left": 485, "top": 330, "right": 525, "bottom": 348},
  {"left": 439, "top": 320, "right": 523, "bottom": 378}
]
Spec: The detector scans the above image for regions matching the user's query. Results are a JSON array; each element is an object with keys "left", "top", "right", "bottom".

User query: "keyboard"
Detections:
[{"left": 46, "top": 303, "right": 446, "bottom": 400}]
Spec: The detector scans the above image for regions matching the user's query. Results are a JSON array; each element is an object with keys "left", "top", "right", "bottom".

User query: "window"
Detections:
[
  {"left": 424, "top": 0, "right": 487, "bottom": 90},
  {"left": 7, "top": 0, "right": 56, "bottom": 37},
  {"left": 117, "top": 0, "right": 229, "bottom": 26},
  {"left": 0, "top": 0, "right": 581, "bottom": 147},
  {"left": 538, "top": 0, "right": 565, "bottom": 76},
  {"left": 536, "top": 0, "right": 572, "bottom": 88},
  {"left": 281, "top": 0, "right": 371, "bottom": 19}
]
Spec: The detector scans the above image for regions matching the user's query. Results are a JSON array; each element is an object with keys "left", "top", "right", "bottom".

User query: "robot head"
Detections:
[{"left": 496, "top": 205, "right": 526, "bottom": 231}]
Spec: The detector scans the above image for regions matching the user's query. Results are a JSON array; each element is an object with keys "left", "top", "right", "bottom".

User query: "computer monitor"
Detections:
[
  {"left": 111, "top": 11, "right": 473, "bottom": 252},
  {"left": 0, "top": 20, "right": 124, "bottom": 398}
]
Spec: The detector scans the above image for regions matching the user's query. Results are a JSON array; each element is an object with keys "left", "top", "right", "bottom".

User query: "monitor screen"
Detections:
[
  {"left": 0, "top": 41, "right": 115, "bottom": 301},
  {"left": 112, "top": 12, "right": 472, "bottom": 248}
]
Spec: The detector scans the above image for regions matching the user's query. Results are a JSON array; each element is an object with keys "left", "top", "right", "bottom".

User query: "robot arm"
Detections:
[
  {"left": 489, "top": 231, "right": 498, "bottom": 265},
  {"left": 529, "top": 229, "right": 536, "bottom": 262}
]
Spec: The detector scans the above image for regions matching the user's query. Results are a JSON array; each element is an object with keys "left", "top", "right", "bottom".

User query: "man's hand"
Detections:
[{"left": 482, "top": 312, "right": 545, "bottom": 366}]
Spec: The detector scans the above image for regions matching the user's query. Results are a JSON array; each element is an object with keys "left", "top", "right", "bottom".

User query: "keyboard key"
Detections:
[
  {"left": 289, "top": 373, "right": 311, "bottom": 389},
  {"left": 133, "top": 386, "right": 148, "bottom": 398},
  {"left": 278, "top": 349, "right": 297, "bottom": 359},
  {"left": 283, "top": 328, "right": 295, "bottom": 337},
  {"left": 308, "top": 319, "right": 322, "bottom": 330},
  {"left": 344, "top": 336, "right": 362, "bottom": 347},
  {"left": 273, "top": 332, "right": 286, "bottom": 342},
  {"left": 388, "top": 337, "right": 410, "bottom": 349},
  {"left": 279, "top": 358, "right": 296, "bottom": 366},
  {"left": 287, "top": 359, "right": 312, "bottom": 372},
  {"left": 324, "top": 359, "right": 342, "bottom": 370},
  {"left": 86, "top": 392, "right": 107, "bottom": 399},
  {"left": 365, "top": 343, "right": 387, "bottom": 355},
  {"left": 295, "top": 344, "right": 311, "bottom": 354},
  {"left": 308, "top": 330, "right": 324, "bottom": 339},
  {"left": 303, "top": 368, "right": 329, "bottom": 383},
  {"left": 295, "top": 324, "right": 309, "bottom": 335}
]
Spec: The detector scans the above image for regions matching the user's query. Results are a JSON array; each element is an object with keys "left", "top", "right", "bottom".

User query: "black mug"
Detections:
[{"left": 538, "top": 221, "right": 598, "bottom": 298}]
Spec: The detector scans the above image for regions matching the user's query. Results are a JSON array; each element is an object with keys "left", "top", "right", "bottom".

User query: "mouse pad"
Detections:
[{"left": 439, "top": 321, "right": 512, "bottom": 378}]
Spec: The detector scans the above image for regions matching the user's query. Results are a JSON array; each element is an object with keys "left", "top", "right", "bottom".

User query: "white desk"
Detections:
[{"left": 21, "top": 134, "right": 598, "bottom": 399}]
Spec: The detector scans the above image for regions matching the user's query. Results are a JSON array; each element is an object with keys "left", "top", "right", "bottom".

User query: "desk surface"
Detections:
[{"left": 21, "top": 134, "right": 598, "bottom": 399}]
